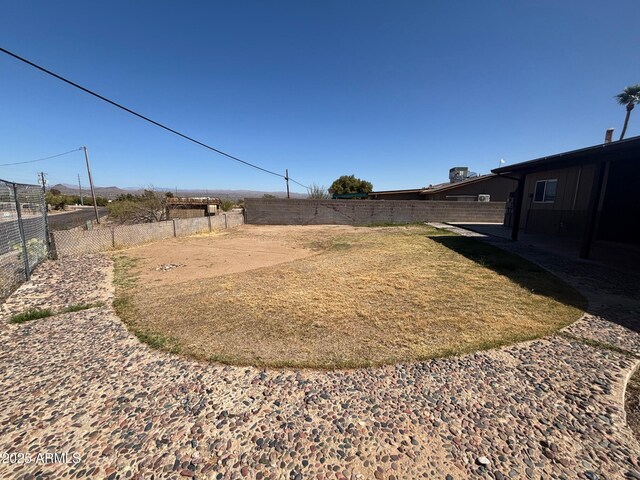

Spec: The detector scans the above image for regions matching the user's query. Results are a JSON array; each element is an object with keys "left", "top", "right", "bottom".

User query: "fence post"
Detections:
[
  {"left": 111, "top": 227, "right": 115, "bottom": 249},
  {"left": 224, "top": 214, "right": 228, "bottom": 229},
  {"left": 40, "top": 177, "right": 52, "bottom": 257},
  {"left": 172, "top": 219, "right": 177, "bottom": 237},
  {"left": 207, "top": 214, "right": 212, "bottom": 232},
  {"left": 12, "top": 183, "right": 31, "bottom": 281}
]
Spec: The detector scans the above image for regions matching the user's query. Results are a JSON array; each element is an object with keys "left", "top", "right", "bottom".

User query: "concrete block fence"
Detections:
[
  {"left": 50, "top": 213, "right": 244, "bottom": 258},
  {"left": 244, "top": 198, "right": 506, "bottom": 225}
]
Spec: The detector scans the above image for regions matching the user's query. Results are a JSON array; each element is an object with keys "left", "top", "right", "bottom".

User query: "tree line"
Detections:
[{"left": 46, "top": 189, "right": 108, "bottom": 210}]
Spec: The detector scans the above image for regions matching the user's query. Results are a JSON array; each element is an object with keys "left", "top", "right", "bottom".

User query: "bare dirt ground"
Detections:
[
  {"left": 627, "top": 368, "right": 640, "bottom": 440},
  {"left": 122, "top": 225, "right": 340, "bottom": 288},
  {"left": 115, "top": 224, "right": 584, "bottom": 368}
]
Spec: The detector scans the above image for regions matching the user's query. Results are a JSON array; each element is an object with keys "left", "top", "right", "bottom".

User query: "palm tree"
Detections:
[{"left": 616, "top": 84, "right": 640, "bottom": 140}]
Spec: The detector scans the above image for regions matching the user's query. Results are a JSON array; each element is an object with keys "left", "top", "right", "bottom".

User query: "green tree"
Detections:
[
  {"left": 219, "top": 199, "right": 235, "bottom": 211},
  {"left": 329, "top": 175, "right": 373, "bottom": 195},
  {"left": 307, "top": 183, "right": 331, "bottom": 199},
  {"left": 46, "top": 193, "right": 67, "bottom": 210},
  {"left": 107, "top": 188, "right": 170, "bottom": 223},
  {"left": 616, "top": 84, "right": 640, "bottom": 140}
]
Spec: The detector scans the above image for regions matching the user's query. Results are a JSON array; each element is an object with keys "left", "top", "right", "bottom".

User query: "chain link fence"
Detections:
[
  {"left": 51, "top": 213, "right": 244, "bottom": 258},
  {"left": 0, "top": 178, "right": 49, "bottom": 299}
]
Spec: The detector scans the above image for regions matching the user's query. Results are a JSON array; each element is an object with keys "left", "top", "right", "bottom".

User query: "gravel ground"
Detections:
[
  {"left": 0, "top": 241, "right": 639, "bottom": 479},
  {"left": 0, "top": 254, "right": 113, "bottom": 321}
]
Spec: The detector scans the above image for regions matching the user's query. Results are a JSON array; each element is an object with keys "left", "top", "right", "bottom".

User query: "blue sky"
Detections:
[{"left": 1, "top": 1, "right": 639, "bottom": 193}]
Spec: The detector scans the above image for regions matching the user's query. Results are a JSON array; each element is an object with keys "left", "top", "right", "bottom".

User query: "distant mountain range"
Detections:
[{"left": 49, "top": 184, "right": 307, "bottom": 199}]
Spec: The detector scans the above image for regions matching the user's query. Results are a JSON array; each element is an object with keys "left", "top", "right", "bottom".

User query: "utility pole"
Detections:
[
  {"left": 39, "top": 172, "right": 52, "bottom": 254},
  {"left": 78, "top": 174, "right": 84, "bottom": 205},
  {"left": 285, "top": 169, "right": 290, "bottom": 199},
  {"left": 83, "top": 146, "right": 100, "bottom": 224}
]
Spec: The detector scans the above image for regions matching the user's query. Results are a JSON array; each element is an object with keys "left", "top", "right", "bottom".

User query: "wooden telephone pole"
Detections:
[
  {"left": 78, "top": 174, "right": 84, "bottom": 206},
  {"left": 83, "top": 146, "right": 100, "bottom": 224},
  {"left": 285, "top": 169, "right": 290, "bottom": 199}
]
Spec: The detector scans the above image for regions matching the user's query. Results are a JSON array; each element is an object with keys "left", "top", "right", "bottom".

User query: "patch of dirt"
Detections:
[
  {"left": 121, "top": 225, "right": 358, "bottom": 288},
  {"left": 625, "top": 367, "right": 640, "bottom": 440}
]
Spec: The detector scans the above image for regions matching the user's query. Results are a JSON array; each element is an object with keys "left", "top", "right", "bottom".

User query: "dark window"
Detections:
[
  {"left": 534, "top": 181, "right": 546, "bottom": 202},
  {"left": 544, "top": 180, "right": 557, "bottom": 202},
  {"left": 533, "top": 179, "right": 557, "bottom": 203}
]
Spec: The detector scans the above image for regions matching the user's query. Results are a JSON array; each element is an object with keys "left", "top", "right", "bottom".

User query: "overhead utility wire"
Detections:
[
  {"left": 0, "top": 47, "right": 309, "bottom": 189},
  {"left": 0, "top": 147, "right": 83, "bottom": 167},
  {"left": 289, "top": 178, "right": 309, "bottom": 189}
]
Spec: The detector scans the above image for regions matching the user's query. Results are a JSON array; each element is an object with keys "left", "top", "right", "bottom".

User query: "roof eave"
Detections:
[
  {"left": 420, "top": 174, "right": 497, "bottom": 194},
  {"left": 492, "top": 136, "right": 640, "bottom": 176},
  {"left": 369, "top": 189, "right": 423, "bottom": 195}
]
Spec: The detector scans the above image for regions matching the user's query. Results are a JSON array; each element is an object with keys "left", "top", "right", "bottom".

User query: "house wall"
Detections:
[
  {"left": 244, "top": 198, "right": 506, "bottom": 225},
  {"left": 598, "top": 157, "right": 640, "bottom": 244},
  {"left": 425, "top": 176, "right": 518, "bottom": 201},
  {"left": 518, "top": 164, "right": 597, "bottom": 237}
]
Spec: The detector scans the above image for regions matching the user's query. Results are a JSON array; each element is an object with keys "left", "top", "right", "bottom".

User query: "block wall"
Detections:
[{"left": 244, "top": 199, "right": 506, "bottom": 225}]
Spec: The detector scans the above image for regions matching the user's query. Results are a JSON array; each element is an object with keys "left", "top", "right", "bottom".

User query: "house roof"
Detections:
[
  {"left": 167, "top": 197, "right": 221, "bottom": 205},
  {"left": 420, "top": 174, "right": 497, "bottom": 194},
  {"left": 369, "top": 174, "right": 500, "bottom": 197},
  {"left": 492, "top": 135, "right": 640, "bottom": 176},
  {"left": 369, "top": 188, "right": 424, "bottom": 196}
]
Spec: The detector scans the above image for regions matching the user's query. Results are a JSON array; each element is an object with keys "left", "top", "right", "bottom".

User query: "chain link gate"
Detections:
[{"left": 0, "top": 178, "right": 49, "bottom": 299}]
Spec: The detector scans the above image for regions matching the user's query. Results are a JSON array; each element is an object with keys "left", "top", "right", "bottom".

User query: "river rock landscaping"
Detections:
[{"left": 0, "top": 239, "right": 639, "bottom": 479}]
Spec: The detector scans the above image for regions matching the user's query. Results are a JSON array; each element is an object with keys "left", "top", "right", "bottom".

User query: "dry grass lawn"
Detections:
[{"left": 113, "top": 224, "right": 585, "bottom": 368}]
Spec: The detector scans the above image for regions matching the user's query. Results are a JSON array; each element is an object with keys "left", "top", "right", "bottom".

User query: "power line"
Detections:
[
  {"left": 289, "top": 178, "right": 310, "bottom": 189},
  {"left": 0, "top": 147, "right": 83, "bottom": 167},
  {"left": 0, "top": 47, "right": 309, "bottom": 189}
]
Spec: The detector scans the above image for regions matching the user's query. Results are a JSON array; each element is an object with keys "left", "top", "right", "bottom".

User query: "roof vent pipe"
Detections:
[{"left": 604, "top": 128, "right": 614, "bottom": 144}]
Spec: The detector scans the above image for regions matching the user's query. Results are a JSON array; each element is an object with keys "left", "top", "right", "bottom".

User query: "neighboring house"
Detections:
[
  {"left": 369, "top": 171, "right": 517, "bottom": 202},
  {"left": 166, "top": 197, "right": 221, "bottom": 219},
  {"left": 421, "top": 174, "right": 517, "bottom": 201},
  {"left": 366, "top": 188, "right": 423, "bottom": 200},
  {"left": 492, "top": 135, "right": 640, "bottom": 258}
]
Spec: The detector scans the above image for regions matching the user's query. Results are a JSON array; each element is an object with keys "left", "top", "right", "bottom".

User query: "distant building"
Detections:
[
  {"left": 492, "top": 134, "right": 640, "bottom": 258},
  {"left": 421, "top": 174, "right": 517, "bottom": 201},
  {"left": 331, "top": 193, "right": 369, "bottom": 199},
  {"left": 369, "top": 169, "right": 516, "bottom": 202},
  {"left": 166, "top": 197, "right": 221, "bottom": 219},
  {"left": 366, "top": 188, "right": 424, "bottom": 201}
]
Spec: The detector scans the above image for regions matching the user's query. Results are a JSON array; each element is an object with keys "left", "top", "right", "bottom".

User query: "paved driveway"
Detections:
[{"left": 47, "top": 207, "right": 108, "bottom": 231}]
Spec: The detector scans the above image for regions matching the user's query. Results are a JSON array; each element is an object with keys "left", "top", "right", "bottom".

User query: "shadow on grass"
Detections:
[
  {"left": 110, "top": 234, "right": 592, "bottom": 369},
  {"left": 429, "top": 235, "right": 587, "bottom": 311}
]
